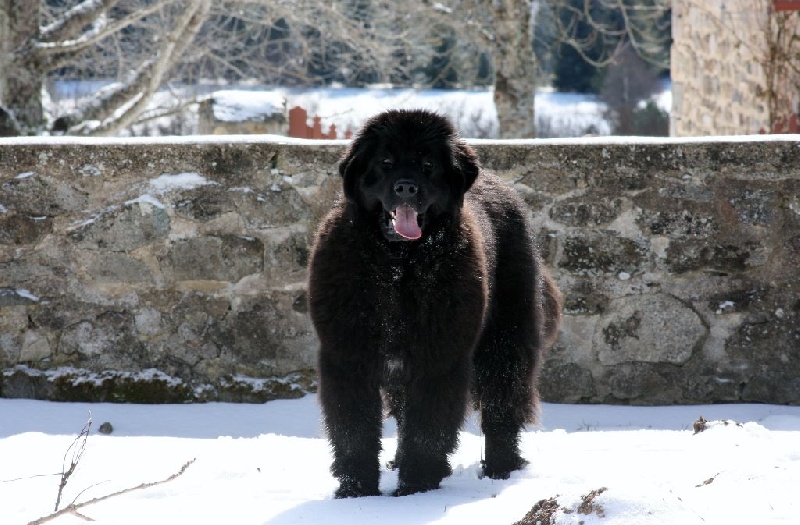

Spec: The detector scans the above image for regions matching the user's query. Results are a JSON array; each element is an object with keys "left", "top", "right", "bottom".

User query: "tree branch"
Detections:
[
  {"left": 36, "top": 1, "right": 180, "bottom": 72},
  {"left": 27, "top": 459, "right": 197, "bottom": 525},
  {"left": 54, "top": 415, "right": 92, "bottom": 512},
  {"left": 39, "top": 0, "right": 118, "bottom": 44},
  {"left": 67, "top": 0, "right": 212, "bottom": 135},
  {"left": 552, "top": 0, "right": 669, "bottom": 68}
]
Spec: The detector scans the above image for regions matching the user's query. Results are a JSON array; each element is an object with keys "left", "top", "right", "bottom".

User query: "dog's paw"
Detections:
[
  {"left": 392, "top": 479, "right": 441, "bottom": 496},
  {"left": 481, "top": 455, "right": 529, "bottom": 480},
  {"left": 334, "top": 479, "right": 380, "bottom": 499}
]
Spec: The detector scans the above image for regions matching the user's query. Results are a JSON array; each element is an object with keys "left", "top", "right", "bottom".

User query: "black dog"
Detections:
[{"left": 308, "top": 109, "right": 561, "bottom": 497}]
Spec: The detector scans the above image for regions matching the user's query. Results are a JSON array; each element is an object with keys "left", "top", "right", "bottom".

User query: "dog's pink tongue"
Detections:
[{"left": 393, "top": 205, "right": 422, "bottom": 240}]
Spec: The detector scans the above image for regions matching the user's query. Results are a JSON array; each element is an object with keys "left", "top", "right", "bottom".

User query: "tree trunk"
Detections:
[
  {"left": 492, "top": 0, "right": 536, "bottom": 138},
  {"left": 1, "top": 0, "right": 43, "bottom": 134}
]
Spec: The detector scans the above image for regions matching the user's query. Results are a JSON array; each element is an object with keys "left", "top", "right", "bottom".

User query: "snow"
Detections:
[
  {"left": 4, "top": 366, "right": 185, "bottom": 390},
  {"left": 0, "top": 288, "right": 40, "bottom": 302},
  {"left": 148, "top": 172, "right": 215, "bottom": 192},
  {"left": 218, "top": 374, "right": 305, "bottom": 395},
  {"left": 716, "top": 301, "right": 737, "bottom": 314},
  {"left": 45, "top": 82, "right": 626, "bottom": 139},
  {"left": 4, "top": 131, "right": 800, "bottom": 150},
  {"left": 68, "top": 211, "right": 108, "bottom": 230},
  {"left": 14, "top": 289, "right": 40, "bottom": 302},
  {"left": 125, "top": 194, "right": 166, "bottom": 210},
  {"left": 210, "top": 90, "right": 285, "bottom": 122},
  {"left": 283, "top": 87, "right": 502, "bottom": 137},
  {"left": 78, "top": 165, "right": 103, "bottom": 177},
  {"left": 2, "top": 395, "right": 799, "bottom": 524},
  {"left": 277, "top": 86, "right": 612, "bottom": 138}
]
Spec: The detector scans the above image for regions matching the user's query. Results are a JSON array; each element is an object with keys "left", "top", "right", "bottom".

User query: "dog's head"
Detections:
[{"left": 339, "top": 109, "right": 480, "bottom": 242}]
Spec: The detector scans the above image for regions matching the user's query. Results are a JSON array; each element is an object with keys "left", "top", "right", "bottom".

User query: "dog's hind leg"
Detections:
[
  {"left": 472, "top": 276, "right": 544, "bottom": 479},
  {"left": 473, "top": 331, "right": 537, "bottom": 479}
]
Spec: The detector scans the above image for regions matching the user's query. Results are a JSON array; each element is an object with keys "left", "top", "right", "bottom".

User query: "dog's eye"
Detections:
[
  {"left": 381, "top": 158, "right": 394, "bottom": 169},
  {"left": 422, "top": 160, "right": 433, "bottom": 174}
]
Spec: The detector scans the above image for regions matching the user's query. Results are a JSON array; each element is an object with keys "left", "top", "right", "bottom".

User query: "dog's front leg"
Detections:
[
  {"left": 392, "top": 361, "right": 470, "bottom": 496},
  {"left": 319, "top": 353, "right": 383, "bottom": 498}
]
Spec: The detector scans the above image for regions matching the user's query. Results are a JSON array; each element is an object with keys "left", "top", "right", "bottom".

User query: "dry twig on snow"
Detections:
[
  {"left": 28, "top": 458, "right": 197, "bottom": 525},
  {"left": 54, "top": 413, "right": 92, "bottom": 512}
]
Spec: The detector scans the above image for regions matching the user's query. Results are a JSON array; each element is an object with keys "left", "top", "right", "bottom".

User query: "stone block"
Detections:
[
  {"left": 0, "top": 214, "right": 53, "bottom": 245},
  {"left": 558, "top": 231, "right": 649, "bottom": 277},
  {"left": 0, "top": 173, "right": 88, "bottom": 215},
  {"left": 233, "top": 184, "right": 313, "bottom": 230},
  {"left": 665, "top": 239, "right": 768, "bottom": 274},
  {"left": 540, "top": 362, "right": 595, "bottom": 403},
  {"left": 635, "top": 188, "right": 718, "bottom": 237},
  {"left": 58, "top": 312, "right": 141, "bottom": 363},
  {"left": 549, "top": 195, "right": 623, "bottom": 227},
  {"left": 69, "top": 200, "right": 170, "bottom": 251},
  {"left": 20, "top": 330, "right": 52, "bottom": 362},
  {"left": 174, "top": 185, "right": 233, "bottom": 221},
  {"left": 603, "top": 362, "right": 684, "bottom": 405},
  {"left": 166, "top": 234, "right": 264, "bottom": 282},
  {"left": 595, "top": 293, "right": 707, "bottom": 366},
  {"left": 83, "top": 252, "right": 154, "bottom": 283}
]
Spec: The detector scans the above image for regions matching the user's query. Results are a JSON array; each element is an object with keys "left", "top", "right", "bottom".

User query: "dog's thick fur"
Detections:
[{"left": 308, "top": 109, "right": 562, "bottom": 497}]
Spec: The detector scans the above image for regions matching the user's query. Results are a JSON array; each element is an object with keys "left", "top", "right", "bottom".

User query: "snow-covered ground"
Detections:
[
  {"left": 276, "top": 84, "right": 669, "bottom": 138},
  {"left": 51, "top": 82, "right": 673, "bottom": 138},
  {"left": 279, "top": 86, "right": 621, "bottom": 138},
  {"left": 2, "top": 395, "right": 799, "bottom": 524}
]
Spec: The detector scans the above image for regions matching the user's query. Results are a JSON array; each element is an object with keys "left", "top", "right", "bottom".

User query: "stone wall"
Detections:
[
  {"left": 1, "top": 136, "right": 799, "bottom": 405},
  {"left": 671, "top": 0, "right": 800, "bottom": 136}
]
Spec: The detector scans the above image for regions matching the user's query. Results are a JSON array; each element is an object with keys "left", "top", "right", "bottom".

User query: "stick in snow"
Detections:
[
  {"left": 28, "top": 458, "right": 197, "bottom": 525},
  {"left": 54, "top": 413, "right": 92, "bottom": 512}
]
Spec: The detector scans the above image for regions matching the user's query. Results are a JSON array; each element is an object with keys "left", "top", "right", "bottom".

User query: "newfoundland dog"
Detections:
[{"left": 308, "top": 109, "right": 562, "bottom": 497}]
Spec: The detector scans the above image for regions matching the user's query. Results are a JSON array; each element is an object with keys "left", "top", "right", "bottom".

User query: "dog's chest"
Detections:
[
  {"left": 378, "top": 253, "right": 443, "bottom": 296},
  {"left": 375, "top": 260, "right": 425, "bottom": 315}
]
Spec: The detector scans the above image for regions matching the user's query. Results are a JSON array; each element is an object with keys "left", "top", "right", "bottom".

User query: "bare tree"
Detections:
[
  {"left": 422, "top": 0, "right": 669, "bottom": 137},
  {"left": 599, "top": 43, "right": 661, "bottom": 134},
  {"left": 2, "top": 1, "right": 450, "bottom": 135},
  {"left": 0, "top": 0, "right": 670, "bottom": 137},
  {"left": 418, "top": 0, "right": 538, "bottom": 138},
  {"left": 68, "top": 0, "right": 212, "bottom": 136},
  {"left": 761, "top": 6, "right": 800, "bottom": 130},
  {"left": 2, "top": 0, "right": 201, "bottom": 134},
  {"left": 552, "top": 0, "right": 670, "bottom": 68},
  {"left": 0, "top": 0, "right": 43, "bottom": 134},
  {"left": 491, "top": 0, "right": 538, "bottom": 138}
]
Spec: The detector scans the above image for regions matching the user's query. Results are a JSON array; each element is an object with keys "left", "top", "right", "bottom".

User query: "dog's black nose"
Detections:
[{"left": 394, "top": 180, "right": 418, "bottom": 197}]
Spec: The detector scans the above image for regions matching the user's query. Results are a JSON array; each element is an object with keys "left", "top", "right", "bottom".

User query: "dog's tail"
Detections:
[{"left": 540, "top": 268, "right": 563, "bottom": 352}]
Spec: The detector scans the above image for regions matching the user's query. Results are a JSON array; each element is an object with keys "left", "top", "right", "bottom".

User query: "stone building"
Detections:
[
  {"left": 197, "top": 90, "right": 286, "bottom": 135},
  {"left": 671, "top": 0, "right": 800, "bottom": 136}
]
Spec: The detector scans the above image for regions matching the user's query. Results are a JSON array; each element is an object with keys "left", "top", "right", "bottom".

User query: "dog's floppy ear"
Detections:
[
  {"left": 454, "top": 140, "right": 480, "bottom": 190},
  {"left": 338, "top": 139, "right": 371, "bottom": 203},
  {"left": 448, "top": 139, "right": 480, "bottom": 205}
]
